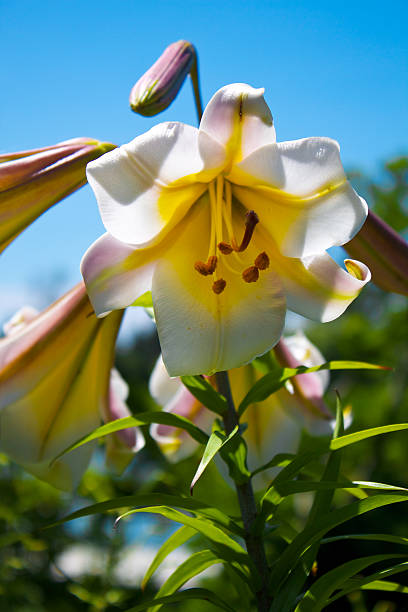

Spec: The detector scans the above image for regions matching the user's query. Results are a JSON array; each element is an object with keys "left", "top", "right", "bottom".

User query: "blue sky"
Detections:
[{"left": 1, "top": 0, "right": 407, "bottom": 331}]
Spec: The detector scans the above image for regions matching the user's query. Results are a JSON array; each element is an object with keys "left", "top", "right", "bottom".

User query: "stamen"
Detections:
[
  {"left": 212, "top": 278, "right": 227, "bottom": 294},
  {"left": 206, "top": 255, "right": 218, "bottom": 274},
  {"left": 194, "top": 256, "right": 218, "bottom": 276},
  {"left": 254, "top": 251, "right": 270, "bottom": 270},
  {"left": 242, "top": 266, "right": 259, "bottom": 283},
  {"left": 233, "top": 210, "right": 259, "bottom": 252},
  {"left": 218, "top": 242, "right": 233, "bottom": 255}
]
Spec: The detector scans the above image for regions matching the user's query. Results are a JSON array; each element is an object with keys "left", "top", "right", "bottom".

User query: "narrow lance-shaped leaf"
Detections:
[
  {"left": 115, "top": 506, "right": 252, "bottom": 584},
  {"left": 142, "top": 525, "right": 196, "bottom": 590},
  {"left": 48, "top": 492, "right": 243, "bottom": 536},
  {"left": 238, "top": 361, "right": 388, "bottom": 416},
  {"left": 295, "top": 554, "right": 408, "bottom": 612},
  {"left": 52, "top": 412, "right": 209, "bottom": 463},
  {"left": 181, "top": 375, "right": 227, "bottom": 416},
  {"left": 269, "top": 494, "right": 408, "bottom": 594},
  {"left": 123, "top": 588, "right": 236, "bottom": 612},
  {"left": 190, "top": 426, "right": 238, "bottom": 493},
  {"left": 327, "top": 562, "right": 408, "bottom": 604},
  {"left": 148, "top": 549, "right": 224, "bottom": 612}
]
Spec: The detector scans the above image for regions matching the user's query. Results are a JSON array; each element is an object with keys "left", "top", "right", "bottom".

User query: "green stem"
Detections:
[
  {"left": 189, "top": 54, "right": 203, "bottom": 123},
  {"left": 215, "top": 370, "right": 272, "bottom": 612}
]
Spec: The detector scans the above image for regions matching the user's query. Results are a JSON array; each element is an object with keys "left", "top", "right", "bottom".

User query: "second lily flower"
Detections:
[{"left": 81, "top": 84, "right": 370, "bottom": 376}]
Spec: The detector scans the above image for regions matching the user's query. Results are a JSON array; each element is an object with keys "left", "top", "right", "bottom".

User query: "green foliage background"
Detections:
[{"left": 1, "top": 159, "right": 407, "bottom": 611}]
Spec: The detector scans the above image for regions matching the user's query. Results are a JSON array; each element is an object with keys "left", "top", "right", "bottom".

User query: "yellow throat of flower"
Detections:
[{"left": 194, "top": 175, "right": 270, "bottom": 294}]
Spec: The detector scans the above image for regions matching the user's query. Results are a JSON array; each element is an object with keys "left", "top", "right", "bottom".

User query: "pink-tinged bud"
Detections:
[
  {"left": 104, "top": 369, "right": 145, "bottom": 473},
  {"left": 0, "top": 283, "right": 124, "bottom": 491},
  {"left": 129, "top": 40, "right": 196, "bottom": 116},
  {"left": 344, "top": 209, "right": 408, "bottom": 296},
  {"left": 273, "top": 334, "right": 333, "bottom": 426},
  {"left": 0, "top": 137, "right": 116, "bottom": 253}
]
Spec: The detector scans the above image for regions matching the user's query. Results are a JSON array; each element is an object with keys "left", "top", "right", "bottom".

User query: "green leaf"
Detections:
[
  {"left": 47, "top": 492, "right": 243, "bottom": 536},
  {"left": 331, "top": 423, "right": 408, "bottom": 450},
  {"left": 52, "top": 412, "right": 209, "bottom": 463},
  {"left": 251, "top": 453, "right": 295, "bottom": 477},
  {"left": 190, "top": 426, "right": 238, "bottom": 493},
  {"left": 327, "top": 561, "right": 408, "bottom": 603},
  {"left": 261, "top": 450, "right": 327, "bottom": 509},
  {"left": 141, "top": 526, "right": 196, "bottom": 590},
  {"left": 148, "top": 549, "right": 224, "bottom": 612},
  {"left": 360, "top": 579, "right": 408, "bottom": 594},
  {"left": 238, "top": 361, "right": 387, "bottom": 416},
  {"left": 269, "top": 494, "right": 408, "bottom": 594},
  {"left": 274, "top": 480, "right": 408, "bottom": 497},
  {"left": 130, "top": 291, "right": 153, "bottom": 308},
  {"left": 295, "top": 554, "right": 408, "bottom": 612},
  {"left": 181, "top": 375, "right": 227, "bottom": 416},
  {"left": 271, "top": 399, "right": 344, "bottom": 612},
  {"left": 323, "top": 533, "right": 408, "bottom": 547},
  {"left": 124, "top": 587, "right": 236, "bottom": 612},
  {"left": 116, "top": 506, "right": 252, "bottom": 583}
]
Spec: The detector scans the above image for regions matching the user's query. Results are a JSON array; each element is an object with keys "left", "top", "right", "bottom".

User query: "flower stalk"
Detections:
[{"left": 215, "top": 370, "right": 272, "bottom": 612}]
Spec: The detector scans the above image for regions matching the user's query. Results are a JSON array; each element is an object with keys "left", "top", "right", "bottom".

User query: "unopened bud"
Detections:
[
  {"left": 344, "top": 209, "right": 408, "bottom": 296},
  {"left": 130, "top": 40, "right": 196, "bottom": 116},
  {"left": 0, "top": 138, "right": 116, "bottom": 253}
]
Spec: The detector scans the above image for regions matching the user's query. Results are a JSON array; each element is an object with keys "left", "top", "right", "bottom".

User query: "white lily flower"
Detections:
[
  {"left": 0, "top": 284, "right": 131, "bottom": 490},
  {"left": 81, "top": 83, "right": 369, "bottom": 376}
]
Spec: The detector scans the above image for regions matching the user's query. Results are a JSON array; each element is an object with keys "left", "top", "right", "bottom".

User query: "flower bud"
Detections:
[
  {"left": 0, "top": 137, "right": 116, "bottom": 253},
  {"left": 344, "top": 209, "right": 408, "bottom": 296},
  {"left": 129, "top": 40, "right": 196, "bottom": 116},
  {"left": 273, "top": 334, "right": 333, "bottom": 430}
]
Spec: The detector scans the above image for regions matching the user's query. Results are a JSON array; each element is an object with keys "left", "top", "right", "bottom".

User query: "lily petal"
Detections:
[
  {"left": 199, "top": 83, "right": 276, "bottom": 164},
  {"left": 81, "top": 233, "right": 159, "bottom": 316},
  {"left": 152, "top": 196, "right": 286, "bottom": 376},
  {"left": 280, "top": 254, "right": 371, "bottom": 322},
  {"left": 230, "top": 138, "right": 367, "bottom": 257},
  {"left": 0, "top": 284, "right": 123, "bottom": 491},
  {"left": 86, "top": 123, "right": 225, "bottom": 246}
]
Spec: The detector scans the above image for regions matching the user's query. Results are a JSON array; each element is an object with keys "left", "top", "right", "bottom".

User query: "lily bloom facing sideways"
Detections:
[
  {"left": 0, "top": 284, "right": 142, "bottom": 491},
  {"left": 149, "top": 333, "right": 343, "bottom": 462},
  {"left": 82, "top": 83, "right": 370, "bottom": 376},
  {"left": 0, "top": 137, "right": 116, "bottom": 254}
]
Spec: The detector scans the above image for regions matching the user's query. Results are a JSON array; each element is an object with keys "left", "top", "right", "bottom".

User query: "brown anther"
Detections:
[
  {"left": 254, "top": 251, "right": 270, "bottom": 270},
  {"left": 194, "top": 256, "right": 218, "bottom": 276},
  {"left": 206, "top": 255, "right": 218, "bottom": 274},
  {"left": 242, "top": 266, "right": 259, "bottom": 283},
  {"left": 212, "top": 278, "right": 227, "bottom": 294},
  {"left": 235, "top": 210, "right": 259, "bottom": 252},
  {"left": 218, "top": 242, "right": 233, "bottom": 255},
  {"left": 194, "top": 261, "right": 211, "bottom": 276}
]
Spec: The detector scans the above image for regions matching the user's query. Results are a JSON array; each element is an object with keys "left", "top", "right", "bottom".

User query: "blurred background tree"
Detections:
[{"left": 1, "top": 157, "right": 407, "bottom": 611}]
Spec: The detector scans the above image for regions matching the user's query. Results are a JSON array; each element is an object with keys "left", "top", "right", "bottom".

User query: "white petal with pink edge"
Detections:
[{"left": 199, "top": 83, "right": 276, "bottom": 163}]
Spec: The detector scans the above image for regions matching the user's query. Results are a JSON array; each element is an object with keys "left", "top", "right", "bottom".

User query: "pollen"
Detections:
[
  {"left": 212, "top": 278, "right": 227, "bottom": 294},
  {"left": 242, "top": 266, "right": 259, "bottom": 283},
  {"left": 218, "top": 242, "right": 234, "bottom": 255},
  {"left": 254, "top": 251, "right": 270, "bottom": 270},
  {"left": 194, "top": 256, "right": 218, "bottom": 276}
]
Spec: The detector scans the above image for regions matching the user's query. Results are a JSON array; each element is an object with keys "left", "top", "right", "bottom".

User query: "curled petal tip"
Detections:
[
  {"left": 130, "top": 40, "right": 196, "bottom": 116},
  {"left": 344, "top": 209, "right": 408, "bottom": 296}
]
